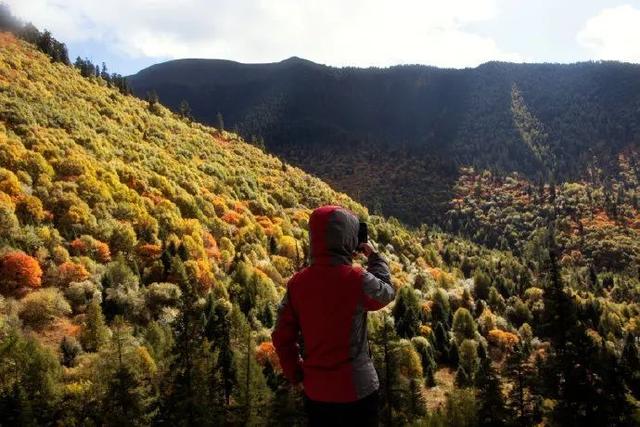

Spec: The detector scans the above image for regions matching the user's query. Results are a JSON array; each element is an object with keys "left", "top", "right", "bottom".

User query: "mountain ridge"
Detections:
[
  {"left": 130, "top": 56, "right": 640, "bottom": 77},
  {"left": 128, "top": 55, "right": 640, "bottom": 225}
]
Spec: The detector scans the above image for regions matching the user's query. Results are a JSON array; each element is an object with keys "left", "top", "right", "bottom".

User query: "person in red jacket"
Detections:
[{"left": 272, "top": 205, "right": 395, "bottom": 426}]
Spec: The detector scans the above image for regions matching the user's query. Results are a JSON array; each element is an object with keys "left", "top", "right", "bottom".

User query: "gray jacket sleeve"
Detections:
[{"left": 362, "top": 252, "right": 395, "bottom": 311}]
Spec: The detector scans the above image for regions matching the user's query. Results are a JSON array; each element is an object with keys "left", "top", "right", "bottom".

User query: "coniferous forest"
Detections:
[{"left": 1, "top": 5, "right": 640, "bottom": 426}]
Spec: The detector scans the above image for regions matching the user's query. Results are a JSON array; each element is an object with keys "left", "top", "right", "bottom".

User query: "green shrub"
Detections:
[{"left": 19, "top": 288, "right": 71, "bottom": 329}]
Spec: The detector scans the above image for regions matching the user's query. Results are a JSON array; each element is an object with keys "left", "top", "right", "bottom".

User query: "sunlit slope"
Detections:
[
  {"left": 0, "top": 32, "right": 444, "bottom": 299},
  {"left": 0, "top": 31, "right": 365, "bottom": 276}
]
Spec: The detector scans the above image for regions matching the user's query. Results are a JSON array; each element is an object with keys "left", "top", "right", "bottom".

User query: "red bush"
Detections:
[{"left": 0, "top": 251, "right": 42, "bottom": 295}]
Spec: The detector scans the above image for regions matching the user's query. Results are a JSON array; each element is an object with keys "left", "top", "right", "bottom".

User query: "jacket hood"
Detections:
[{"left": 309, "top": 205, "right": 359, "bottom": 265}]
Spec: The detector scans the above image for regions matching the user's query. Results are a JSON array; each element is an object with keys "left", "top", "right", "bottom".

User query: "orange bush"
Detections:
[
  {"left": 202, "top": 232, "right": 221, "bottom": 259},
  {"left": 421, "top": 301, "right": 433, "bottom": 318},
  {"left": 256, "top": 341, "right": 281, "bottom": 372},
  {"left": 136, "top": 243, "right": 163, "bottom": 260},
  {"left": 57, "top": 261, "right": 90, "bottom": 286},
  {"left": 0, "top": 251, "right": 42, "bottom": 294},
  {"left": 70, "top": 238, "right": 88, "bottom": 254},
  {"left": 221, "top": 210, "right": 241, "bottom": 225},
  {"left": 94, "top": 242, "right": 111, "bottom": 263},
  {"left": 255, "top": 216, "right": 275, "bottom": 236},
  {"left": 233, "top": 201, "right": 247, "bottom": 213},
  {"left": 70, "top": 238, "right": 111, "bottom": 263},
  {"left": 488, "top": 329, "right": 519, "bottom": 351}
]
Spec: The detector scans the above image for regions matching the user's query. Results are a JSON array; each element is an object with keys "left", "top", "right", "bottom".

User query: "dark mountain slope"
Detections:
[{"left": 129, "top": 58, "right": 640, "bottom": 225}]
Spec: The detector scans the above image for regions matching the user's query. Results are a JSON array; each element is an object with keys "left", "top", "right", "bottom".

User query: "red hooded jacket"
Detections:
[{"left": 272, "top": 205, "right": 395, "bottom": 402}]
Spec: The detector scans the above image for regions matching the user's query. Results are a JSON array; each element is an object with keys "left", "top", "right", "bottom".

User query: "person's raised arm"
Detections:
[
  {"left": 271, "top": 287, "right": 303, "bottom": 385},
  {"left": 359, "top": 243, "right": 395, "bottom": 311}
]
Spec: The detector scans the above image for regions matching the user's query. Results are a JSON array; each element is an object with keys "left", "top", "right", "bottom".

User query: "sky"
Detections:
[{"left": 6, "top": 0, "right": 640, "bottom": 75}]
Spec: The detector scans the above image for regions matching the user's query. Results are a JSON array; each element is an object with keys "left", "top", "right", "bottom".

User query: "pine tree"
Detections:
[
  {"left": 455, "top": 366, "right": 471, "bottom": 388},
  {"left": 60, "top": 335, "right": 81, "bottom": 367},
  {"left": 434, "top": 321, "right": 450, "bottom": 363},
  {"left": 80, "top": 299, "right": 109, "bottom": 352},
  {"left": 504, "top": 342, "right": 539, "bottom": 426},
  {"left": 368, "top": 312, "right": 397, "bottom": 427},
  {"left": 216, "top": 112, "right": 224, "bottom": 132},
  {"left": 160, "top": 257, "right": 207, "bottom": 425},
  {"left": 456, "top": 339, "right": 479, "bottom": 386},
  {"left": 475, "top": 350, "right": 507, "bottom": 427},
  {"left": 179, "top": 100, "right": 192, "bottom": 120},
  {"left": 204, "top": 295, "right": 236, "bottom": 407},
  {"left": 231, "top": 306, "right": 272, "bottom": 425},
  {"left": 622, "top": 332, "right": 640, "bottom": 398},
  {"left": 473, "top": 269, "right": 492, "bottom": 300},
  {"left": 411, "top": 336, "right": 436, "bottom": 386},
  {"left": 0, "top": 330, "right": 61, "bottom": 424},
  {"left": 102, "top": 317, "right": 156, "bottom": 426},
  {"left": 408, "top": 378, "right": 427, "bottom": 418},
  {"left": 392, "top": 286, "right": 422, "bottom": 338},
  {"left": 146, "top": 90, "right": 159, "bottom": 106},
  {"left": 452, "top": 307, "right": 477, "bottom": 344},
  {"left": 540, "top": 231, "right": 634, "bottom": 426},
  {"left": 432, "top": 288, "right": 451, "bottom": 327}
]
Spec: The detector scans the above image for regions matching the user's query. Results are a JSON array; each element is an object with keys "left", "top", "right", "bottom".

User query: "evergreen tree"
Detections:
[
  {"left": 160, "top": 257, "right": 207, "bottom": 425},
  {"left": 204, "top": 295, "right": 236, "bottom": 407},
  {"left": 622, "top": 332, "right": 640, "bottom": 398},
  {"left": 540, "top": 232, "right": 634, "bottom": 426},
  {"left": 411, "top": 336, "right": 436, "bottom": 386},
  {"left": 368, "top": 312, "right": 398, "bottom": 427},
  {"left": 80, "top": 299, "right": 109, "bottom": 352},
  {"left": 392, "top": 286, "right": 422, "bottom": 338},
  {"left": 216, "top": 112, "right": 224, "bottom": 132},
  {"left": 504, "top": 342, "right": 539, "bottom": 426},
  {"left": 475, "top": 350, "right": 507, "bottom": 427},
  {"left": 432, "top": 288, "right": 451, "bottom": 327},
  {"left": 60, "top": 335, "right": 81, "bottom": 367},
  {"left": 101, "top": 317, "right": 157, "bottom": 426},
  {"left": 434, "top": 321, "right": 450, "bottom": 363},
  {"left": 179, "top": 100, "right": 192, "bottom": 120},
  {"left": 452, "top": 307, "right": 477, "bottom": 344},
  {"left": 454, "top": 366, "right": 471, "bottom": 388},
  {"left": 231, "top": 306, "right": 272, "bottom": 425},
  {"left": 456, "top": 339, "right": 479, "bottom": 386},
  {"left": 0, "top": 330, "right": 61, "bottom": 424},
  {"left": 146, "top": 90, "right": 159, "bottom": 106},
  {"left": 473, "top": 269, "right": 492, "bottom": 301}
]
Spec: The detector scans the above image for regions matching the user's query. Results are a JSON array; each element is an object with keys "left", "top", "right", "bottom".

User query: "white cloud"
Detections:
[
  {"left": 6, "top": 0, "right": 523, "bottom": 68},
  {"left": 577, "top": 4, "right": 640, "bottom": 63}
]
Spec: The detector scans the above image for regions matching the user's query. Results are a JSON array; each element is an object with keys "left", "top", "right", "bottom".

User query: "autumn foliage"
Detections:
[
  {"left": 256, "top": 341, "right": 281, "bottom": 372},
  {"left": 487, "top": 329, "right": 519, "bottom": 351},
  {"left": 0, "top": 251, "right": 42, "bottom": 294},
  {"left": 56, "top": 261, "right": 91, "bottom": 286}
]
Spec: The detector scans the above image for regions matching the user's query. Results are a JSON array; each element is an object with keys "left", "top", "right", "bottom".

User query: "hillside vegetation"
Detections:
[
  {"left": 129, "top": 57, "right": 640, "bottom": 225},
  {"left": 1, "top": 32, "right": 640, "bottom": 427},
  {"left": 448, "top": 160, "right": 640, "bottom": 275}
]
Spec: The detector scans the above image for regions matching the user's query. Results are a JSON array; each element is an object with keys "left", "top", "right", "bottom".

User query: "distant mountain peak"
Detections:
[{"left": 281, "top": 56, "right": 309, "bottom": 63}]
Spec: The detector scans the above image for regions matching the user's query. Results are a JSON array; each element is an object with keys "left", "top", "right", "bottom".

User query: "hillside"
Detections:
[
  {"left": 1, "top": 32, "right": 640, "bottom": 426},
  {"left": 128, "top": 57, "right": 640, "bottom": 225},
  {"left": 447, "top": 163, "right": 640, "bottom": 275}
]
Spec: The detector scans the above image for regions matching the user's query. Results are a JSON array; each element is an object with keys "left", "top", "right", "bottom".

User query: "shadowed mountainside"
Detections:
[{"left": 129, "top": 57, "right": 640, "bottom": 224}]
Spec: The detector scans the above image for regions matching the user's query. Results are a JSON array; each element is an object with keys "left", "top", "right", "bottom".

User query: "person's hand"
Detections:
[{"left": 358, "top": 242, "right": 376, "bottom": 257}]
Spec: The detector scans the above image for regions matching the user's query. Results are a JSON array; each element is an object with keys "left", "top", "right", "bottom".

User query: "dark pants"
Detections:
[{"left": 304, "top": 390, "right": 379, "bottom": 427}]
